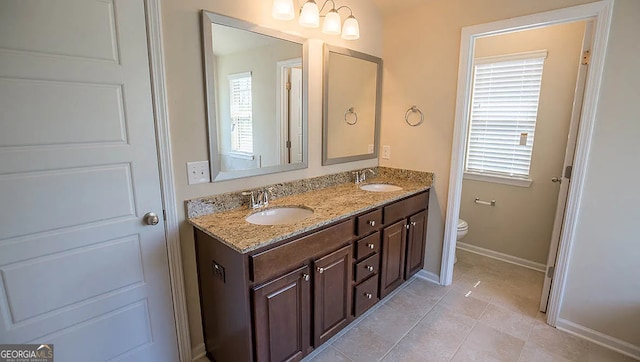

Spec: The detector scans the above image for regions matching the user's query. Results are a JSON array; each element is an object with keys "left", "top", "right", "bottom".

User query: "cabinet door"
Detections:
[
  {"left": 314, "top": 245, "right": 353, "bottom": 346},
  {"left": 405, "top": 210, "right": 428, "bottom": 279},
  {"left": 252, "top": 265, "right": 311, "bottom": 362},
  {"left": 380, "top": 219, "right": 407, "bottom": 298}
]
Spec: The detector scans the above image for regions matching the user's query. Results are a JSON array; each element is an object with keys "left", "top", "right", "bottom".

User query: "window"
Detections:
[
  {"left": 229, "top": 72, "right": 253, "bottom": 154},
  {"left": 465, "top": 51, "right": 546, "bottom": 186}
]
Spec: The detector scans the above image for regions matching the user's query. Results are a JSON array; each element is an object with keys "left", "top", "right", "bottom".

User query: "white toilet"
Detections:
[{"left": 455, "top": 219, "right": 469, "bottom": 264}]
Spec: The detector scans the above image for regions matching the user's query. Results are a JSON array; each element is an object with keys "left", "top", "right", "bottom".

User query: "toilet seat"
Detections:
[{"left": 457, "top": 219, "right": 468, "bottom": 231}]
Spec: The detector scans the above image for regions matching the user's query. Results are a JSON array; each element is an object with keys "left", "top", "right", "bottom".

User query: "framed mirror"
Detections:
[
  {"left": 202, "top": 11, "right": 308, "bottom": 182},
  {"left": 322, "top": 45, "right": 382, "bottom": 165}
]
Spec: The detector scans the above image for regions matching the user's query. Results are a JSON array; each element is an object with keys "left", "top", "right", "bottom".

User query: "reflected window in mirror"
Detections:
[
  {"left": 202, "top": 11, "right": 308, "bottom": 181},
  {"left": 322, "top": 45, "right": 382, "bottom": 165}
]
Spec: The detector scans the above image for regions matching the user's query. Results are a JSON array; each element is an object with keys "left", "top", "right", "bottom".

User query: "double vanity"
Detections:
[
  {"left": 188, "top": 168, "right": 433, "bottom": 361},
  {"left": 194, "top": 9, "right": 432, "bottom": 362}
]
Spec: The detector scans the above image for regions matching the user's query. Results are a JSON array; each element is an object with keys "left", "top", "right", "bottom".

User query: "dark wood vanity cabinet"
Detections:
[
  {"left": 313, "top": 245, "right": 353, "bottom": 346},
  {"left": 380, "top": 219, "right": 407, "bottom": 298},
  {"left": 252, "top": 265, "right": 311, "bottom": 362},
  {"left": 194, "top": 190, "right": 429, "bottom": 362},
  {"left": 405, "top": 210, "right": 428, "bottom": 279}
]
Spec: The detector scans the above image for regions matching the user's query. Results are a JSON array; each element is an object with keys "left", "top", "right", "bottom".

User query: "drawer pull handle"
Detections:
[
  {"left": 365, "top": 265, "right": 374, "bottom": 272},
  {"left": 367, "top": 243, "right": 375, "bottom": 249},
  {"left": 411, "top": 221, "right": 417, "bottom": 226},
  {"left": 302, "top": 273, "right": 310, "bottom": 282},
  {"left": 364, "top": 292, "right": 373, "bottom": 299},
  {"left": 368, "top": 220, "right": 376, "bottom": 227},
  {"left": 317, "top": 267, "right": 325, "bottom": 274}
]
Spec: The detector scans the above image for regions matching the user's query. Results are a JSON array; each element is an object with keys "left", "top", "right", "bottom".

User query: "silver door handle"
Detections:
[
  {"left": 551, "top": 177, "right": 562, "bottom": 183},
  {"left": 144, "top": 212, "right": 159, "bottom": 225}
]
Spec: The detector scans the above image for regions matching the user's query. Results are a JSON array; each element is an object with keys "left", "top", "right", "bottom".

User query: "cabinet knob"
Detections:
[
  {"left": 317, "top": 267, "right": 324, "bottom": 274},
  {"left": 411, "top": 221, "right": 417, "bottom": 226},
  {"left": 405, "top": 224, "right": 410, "bottom": 229},
  {"left": 368, "top": 220, "right": 376, "bottom": 227},
  {"left": 367, "top": 243, "right": 375, "bottom": 249},
  {"left": 366, "top": 265, "right": 374, "bottom": 272},
  {"left": 302, "top": 273, "right": 310, "bottom": 282},
  {"left": 364, "top": 292, "right": 373, "bottom": 299}
]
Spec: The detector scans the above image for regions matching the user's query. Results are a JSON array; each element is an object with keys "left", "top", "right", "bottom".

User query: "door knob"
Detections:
[
  {"left": 551, "top": 177, "right": 562, "bottom": 183},
  {"left": 144, "top": 212, "right": 159, "bottom": 225}
]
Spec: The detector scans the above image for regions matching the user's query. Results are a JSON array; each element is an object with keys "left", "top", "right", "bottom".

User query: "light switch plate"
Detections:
[
  {"left": 187, "top": 161, "right": 210, "bottom": 184},
  {"left": 382, "top": 145, "right": 391, "bottom": 159}
]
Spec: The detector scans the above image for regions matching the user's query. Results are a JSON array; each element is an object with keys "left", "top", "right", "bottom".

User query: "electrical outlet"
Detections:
[
  {"left": 368, "top": 144, "right": 374, "bottom": 153},
  {"left": 382, "top": 145, "right": 391, "bottom": 159},
  {"left": 211, "top": 260, "right": 225, "bottom": 283},
  {"left": 187, "top": 161, "right": 210, "bottom": 184}
]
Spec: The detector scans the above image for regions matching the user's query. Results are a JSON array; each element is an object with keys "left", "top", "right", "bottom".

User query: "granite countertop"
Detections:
[{"left": 188, "top": 171, "right": 432, "bottom": 254}]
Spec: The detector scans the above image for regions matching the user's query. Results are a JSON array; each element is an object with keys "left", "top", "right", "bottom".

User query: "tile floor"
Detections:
[{"left": 303, "top": 250, "right": 637, "bottom": 362}]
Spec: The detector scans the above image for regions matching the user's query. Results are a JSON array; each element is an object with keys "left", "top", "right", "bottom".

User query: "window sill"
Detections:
[
  {"left": 229, "top": 152, "right": 255, "bottom": 160},
  {"left": 464, "top": 172, "right": 532, "bottom": 188}
]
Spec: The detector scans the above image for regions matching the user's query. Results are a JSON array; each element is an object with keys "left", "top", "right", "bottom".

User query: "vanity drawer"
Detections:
[
  {"left": 250, "top": 219, "right": 354, "bottom": 284},
  {"left": 354, "top": 275, "right": 379, "bottom": 317},
  {"left": 355, "top": 232, "right": 380, "bottom": 260},
  {"left": 354, "top": 253, "right": 379, "bottom": 284},
  {"left": 383, "top": 191, "right": 429, "bottom": 225},
  {"left": 356, "top": 208, "right": 382, "bottom": 236}
]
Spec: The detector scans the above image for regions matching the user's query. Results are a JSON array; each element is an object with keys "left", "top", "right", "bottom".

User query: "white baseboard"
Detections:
[
  {"left": 192, "top": 343, "right": 206, "bottom": 362},
  {"left": 415, "top": 269, "right": 441, "bottom": 285},
  {"left": 556, "top": 318, "right": 640, "bottom": 360},
  {"left": 456, "top": 242, "right": 546, "bottom": 272}
]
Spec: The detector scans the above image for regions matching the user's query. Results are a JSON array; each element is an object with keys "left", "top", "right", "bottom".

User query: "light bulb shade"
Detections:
[
  {"left": 322, "top": 10, "right": 342, "bottom": 35},
  {"left": 341, "top": 15, "right": 360, "bottom": 40},
  {"left": 299, "top": 0, "right": 320, "bottom": 28},
  {"left": 272, "top": 0, "right": 295, "bottom": 20}
]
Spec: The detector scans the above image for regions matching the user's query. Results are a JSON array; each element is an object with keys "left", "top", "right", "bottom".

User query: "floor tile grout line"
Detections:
[{"left": 448, "top": 299, "right": 491, "bottom": 360}]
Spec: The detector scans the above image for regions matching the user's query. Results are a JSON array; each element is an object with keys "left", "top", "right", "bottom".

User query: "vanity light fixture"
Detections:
[{"left": 271, "top": 0, "right": 360, "bottom": 40}]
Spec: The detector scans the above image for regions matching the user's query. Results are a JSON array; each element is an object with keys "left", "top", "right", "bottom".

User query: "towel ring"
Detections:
[
  {"left": 405, "top": 105, "right": 424, "bottom": 127},
  {"left": 344, "top": 107, "right": 358, "bottom": 125}
]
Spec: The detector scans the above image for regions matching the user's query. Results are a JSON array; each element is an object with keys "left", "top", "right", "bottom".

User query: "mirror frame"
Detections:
[
  {"left": 322, "top": 44, "right": 382, "bottom": 165},
  {"left": 202, "top": 10, "right": 309, "bottom": 182}
]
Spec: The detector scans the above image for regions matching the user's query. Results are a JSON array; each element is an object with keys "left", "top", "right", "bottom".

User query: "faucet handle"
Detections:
[{"left": 352, "top": 171, "right": 361, "bottom": 184}]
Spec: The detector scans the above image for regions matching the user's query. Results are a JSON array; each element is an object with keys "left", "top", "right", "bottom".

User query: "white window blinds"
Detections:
[
  {"left": 229, "top": 72, "right": 253, "bottom": 154},
  {"left": 466, "top": 51, "right": 546, "bottom": 178}
]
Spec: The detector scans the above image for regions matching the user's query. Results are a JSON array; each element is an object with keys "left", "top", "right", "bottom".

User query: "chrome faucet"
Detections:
[
  {"left": 243, "top": 188, "right": 271, "bottom": 209},
  {"left": 360, "top": 169, "right": 375, "bottom": 183},
  {"left": 353, "top": 169, "right": 375, "bottom": 184}
]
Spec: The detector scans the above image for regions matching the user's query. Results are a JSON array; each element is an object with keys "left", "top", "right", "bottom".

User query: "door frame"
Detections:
[
  {"left": 440, "top": 0, "right": 614, "bottom": 327},
  {"left": 145, "top": 1, "right": 191, "bottom": 361},
  {"left": 276, "top": 58, "right": 303, "bottom": 164}
]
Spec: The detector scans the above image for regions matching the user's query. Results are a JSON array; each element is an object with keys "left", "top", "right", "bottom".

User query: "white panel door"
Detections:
[{"left": 0, "top": 1, "right": 179, "bottom": 361}]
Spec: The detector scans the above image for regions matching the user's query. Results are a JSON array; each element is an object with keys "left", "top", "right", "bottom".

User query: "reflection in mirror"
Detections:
[
  {"left": 202, "top": 11, "right": 308, "bottom": 181},
  {"left": 323, "top": 45, "right": 382, "bottom": 165}
]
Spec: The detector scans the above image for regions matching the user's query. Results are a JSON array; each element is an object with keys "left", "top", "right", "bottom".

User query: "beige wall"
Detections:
[
  {"left": 380, "top": 0, "right": 595, "bottom": 277},
  {"left": 459, "top": 22, "right": 586, "bottom": 265},
  {"left": 381, "top": 0, "right": 640, "bottom": 351},
  {"left": 560, "top": 0, "right": 640, "bottom": 348},
  {"left": 160, "top": 0, "right": 383, "bottom": 350}
]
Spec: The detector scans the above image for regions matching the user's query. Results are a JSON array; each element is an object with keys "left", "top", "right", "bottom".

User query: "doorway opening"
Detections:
[{"left": 440, "top": 1, "right": 614, "bottom": 327}]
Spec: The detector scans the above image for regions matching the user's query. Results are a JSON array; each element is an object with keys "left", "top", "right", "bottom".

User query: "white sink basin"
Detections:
[
  {"left": 360, "top": 183, "right": 403, "bottom": 192},
  {"left": 245, "top": 206, "right": 314, "bottom": 225}
]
